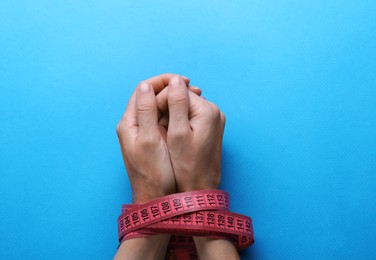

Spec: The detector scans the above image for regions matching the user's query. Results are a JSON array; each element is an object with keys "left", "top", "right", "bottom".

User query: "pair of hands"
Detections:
[
  {"left": 116, "top": 74, "right": 226, "bottom": 203},
  {"left": 115, "top": 74, "right": 240, "bottom": 260}
]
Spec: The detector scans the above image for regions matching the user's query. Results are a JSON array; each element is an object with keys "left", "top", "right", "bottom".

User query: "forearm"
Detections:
[
  {"left": 114, "top": 235, "right": 171, "bottom": 260},
  {"left": 193, "top": 237, "right": 240, "bottom": 260}
]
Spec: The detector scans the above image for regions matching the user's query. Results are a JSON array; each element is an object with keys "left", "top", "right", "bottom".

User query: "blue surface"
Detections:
[{"left": 1, "top": 1, "right": 375, "bottom": 259}]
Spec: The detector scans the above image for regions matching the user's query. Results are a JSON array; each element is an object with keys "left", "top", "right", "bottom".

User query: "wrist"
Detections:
[
  {"left": 193, "top": 237, "right": 240, "bottom": 260},
  {"left": 132, "top": 190, "right": 170, "bottom": 204},
  {"left": 177, "top": 177, "right": 221, "bottom": 192},
  {"left": 115, "top": 235, "right": 171, "bottom": 260},
  {"left": 129, "top": 174, "right": 176, "bottom": 204}
]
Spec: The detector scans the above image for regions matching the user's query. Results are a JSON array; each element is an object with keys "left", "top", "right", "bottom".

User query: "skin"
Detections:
[{"left": 114, "top": 74, "right": 239, "bottom": 260}]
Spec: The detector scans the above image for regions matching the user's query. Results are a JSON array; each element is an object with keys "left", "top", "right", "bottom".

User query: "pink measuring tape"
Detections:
[{"left": 118, "top": 190, "right": 254, "bottom": 259}]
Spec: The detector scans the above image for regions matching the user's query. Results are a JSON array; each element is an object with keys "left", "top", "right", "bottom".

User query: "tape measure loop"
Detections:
[{"left": 117, "top": 189, "right": 254, "bottom": 258}]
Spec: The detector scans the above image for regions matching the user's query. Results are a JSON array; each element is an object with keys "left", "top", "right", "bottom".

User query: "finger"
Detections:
[
  {"left": 207, "top": 100, "right": 221, "bottom": 119},
  {"left": 157, "top": 86, "right": 202, "bottom": 114},
  {"left": 197, "top": 98, "right": 225, "bottom": 135},
  {"left": 187, "top": 90, "right": 214, "bottom": 124},
  {"left": 167, "top": 76, "right": 190, "bottom": 133},
  {"left": 136, "top": 82, "right": 159, "bottom": 137},
  {"left": 156, "top": 87, "right": 169, "bottom": 114},
  {"left": 143, "top": 73, "right": 190, "bottom": 95},
  {"left": 189, "top": 86, "right": 202, "bottom": 96},
  {"left": 159, "top": 112, "right": 169, "bottom": 130}
]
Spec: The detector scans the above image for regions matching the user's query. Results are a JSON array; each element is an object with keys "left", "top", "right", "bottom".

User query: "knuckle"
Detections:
[
  {"left": 116, "top": 121, "right": 125, "bottom": 135},
  {"left": 138, "top": 134, "right": 158, "bottom": 148},
  {"left": 201, "top": 105, "right": 216, "bottom": 119},
  {"left": 200, "top": 108, "right": 213, "bottom": 119},
  {"left": 169, "top": 127, "right": 190, "bottom": 141},
  {"left": 199, "top": 102, "right": 222, "bottom": 123},
  {"left": 137, "top": 101, "right": 154, "bottom": 113},
  {"left": 169, "top": 94, "right": 188, "bottom": 107},
  {"left": 211, "top": 106, "right": 221, "bottom": 120}
]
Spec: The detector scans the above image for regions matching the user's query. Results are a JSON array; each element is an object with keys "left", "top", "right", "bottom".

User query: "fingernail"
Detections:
[
  {"left": 139, "top": 83, "right": 150, "bottom": 93},
  {"left": 170, "top": 77, "right": 180, "bottom": 87}
]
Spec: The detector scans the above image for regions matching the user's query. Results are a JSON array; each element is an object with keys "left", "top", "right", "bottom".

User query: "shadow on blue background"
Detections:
[{"left": 1, "top": 1, "right": 375, "bottom": 259}]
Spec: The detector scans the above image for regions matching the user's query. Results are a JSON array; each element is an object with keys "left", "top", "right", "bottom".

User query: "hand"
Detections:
[
  {"left": 116, "top": 74, "right": 200, "bottom": 203},
  {"left": 157, "top": 76, "right": 239, "bottom": 260},
  {"left": 114, "top": 74, "right": 202, "bottom": 260},
  {"left": 157, "top": 76, "right": 226, "bottom": 192}
]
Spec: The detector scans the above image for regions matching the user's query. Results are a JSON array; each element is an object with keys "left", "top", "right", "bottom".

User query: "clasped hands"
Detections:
[
  {"left": 116, "top": 74, "right": 226, "bottom": 204},
  {"left": 115, "top": 74, "right": 241, "bottom": 260}
]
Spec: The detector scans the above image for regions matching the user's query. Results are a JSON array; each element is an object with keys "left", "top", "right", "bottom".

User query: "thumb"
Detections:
[
  {"left": 167, "top": 77, "right": 190, "bottom": 135},
  {"left": 136, "top": 82, "right": 159, "bottom": 137}
]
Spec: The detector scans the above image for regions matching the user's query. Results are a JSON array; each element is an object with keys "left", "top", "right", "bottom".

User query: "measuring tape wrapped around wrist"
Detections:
[{"left": 117, "top": 189, "right": 254, "bottom": 259}]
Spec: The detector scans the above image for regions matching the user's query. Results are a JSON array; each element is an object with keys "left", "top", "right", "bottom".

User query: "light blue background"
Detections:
[{"left": 1, "top": 1, "right": 375, "bottom": 259}]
